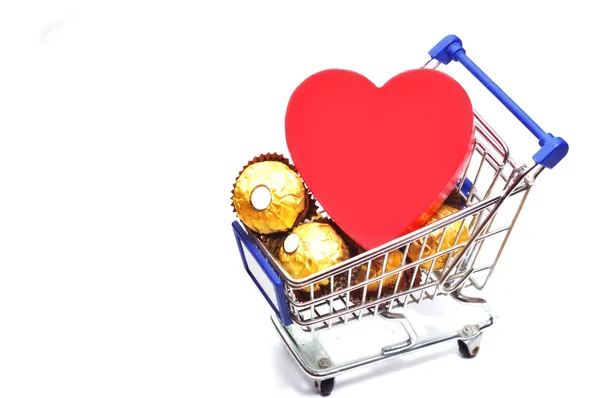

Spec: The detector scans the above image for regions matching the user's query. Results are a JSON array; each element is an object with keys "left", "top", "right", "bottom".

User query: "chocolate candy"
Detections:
[
  {"left": 232, "top": 158, "right": 308, "bottom": 235},
  {"left": 354, "top": 250, "right": 405, "bottom": 293},
  {"left": 277, "top": 221, "right": 350, "bottom": 293},
  {"left": 408, "top": 204, "right": 471, "bottom": 272}
]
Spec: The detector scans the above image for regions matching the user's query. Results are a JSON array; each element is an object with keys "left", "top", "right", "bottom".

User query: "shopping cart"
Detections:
[{"left": 231, "top": 34, "right": 569, "bottom": 396}]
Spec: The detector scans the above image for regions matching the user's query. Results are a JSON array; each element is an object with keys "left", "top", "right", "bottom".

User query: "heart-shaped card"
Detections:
[{"left": 285, "top": 68, "right": 474, "bottom": 250}]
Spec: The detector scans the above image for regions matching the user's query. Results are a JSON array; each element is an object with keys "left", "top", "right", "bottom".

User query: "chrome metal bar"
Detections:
[
  {"left": 474, "top": 110, "right": 510, "bottom": 165},
  {"left": 468, "top": 149, "right": 488, "bottom": 204},
  {"left": 389, "top": 243, "right": 409, "bottom": 310},
  {"left": 413, "top": 233, "right": 430, "bottom": 304},
  {"left": 358, "top": 260, "right": 372, "bottom": 320},
  {"left": 373, "top": 252, "right": 390, "bottom": 314},
  {"left": 422, "top": 58, "right": 441, "bottom": 69},
  {"left": 460, "top": 162, "right": 525, "bottom": 286},
  {"left": 268, "top": 181, "right": 529, "bottom": 289},
  {"left": 448, "top": 150, "right": 489, "bottom": 276},
  {"left": 477, "top": 180, "right": 534, "bottom": 289},
  {"left": 379, "top": 312, "right": 418, "bottom": 355},
  {"left": 291, "top": 268, "right": 484, "bottom": 327},
  {"left": 439, "top": 164, "right": 537, "bottom": 293},
  {"left": 328, "top": 275, "right": 334, "bottom": 328},
  {"left": 458, "top": 143, "right": 476, "bottom": 193},
  {"left": 310, "top": 283, "right": 315, "bottom": 330},
  {"left": 287, "top": 225, "right": 510, "bottom": 313},
  {"left": 344, "top": 268, "right": 351, "bottom": 324},
  {"left": 418, "top": 225, "right": 450, "bottom": 303},
  {"left": 473, "top": 138, "right": 503, "bottom": 171},
  {"left": 401, "top": 257, "right": 421, "bottom": 308},
  {"left": 271, "top": 310, "right": 494, "bottom": 379}
]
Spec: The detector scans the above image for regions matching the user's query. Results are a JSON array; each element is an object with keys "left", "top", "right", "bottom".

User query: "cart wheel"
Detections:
[
  {"left": 458, "top": 339, "right": 479, "bottom": 358},
  {"left": 314, "top": 378, "right": 335, "bottom": 396}
]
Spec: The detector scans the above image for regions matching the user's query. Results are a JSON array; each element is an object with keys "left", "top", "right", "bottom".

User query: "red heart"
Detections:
[{"left": 285, "top": 68, "right": 474, "bottom": 250}]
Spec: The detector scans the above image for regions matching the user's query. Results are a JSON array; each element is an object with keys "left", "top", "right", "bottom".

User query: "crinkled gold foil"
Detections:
[
  {"left": 232, "top": 160, "right": 308, "bottom": 234},
  {"left": 309, "top": 215, "right": 365, "bottom": 257},
  {"left": 277, "top": 221, "right": 350, "bottom": 293},
  {"left": 354, "top": 250, "right": 404, "bottom": 293},
  {"left": 408, "top": 204, "right": 471, "bottom": 272}
]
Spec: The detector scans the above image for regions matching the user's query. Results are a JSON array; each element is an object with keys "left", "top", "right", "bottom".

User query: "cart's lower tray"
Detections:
[{"left": 272, "top": 295, "right": 494, "bottom": 379}]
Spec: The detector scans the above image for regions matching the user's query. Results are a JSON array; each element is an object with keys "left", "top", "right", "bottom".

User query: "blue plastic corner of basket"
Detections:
[
  {"left": 533, "top": 135, "right": 569, "bottom": 169},
  {"left": 232, "top": 221, "right": 292, "bottom": 326},
  {"left": 428, "top": 34, "right": 463, "bottom": 65},
  {"left": 459, "top": 177, "right": 473, "bottom": 198}
]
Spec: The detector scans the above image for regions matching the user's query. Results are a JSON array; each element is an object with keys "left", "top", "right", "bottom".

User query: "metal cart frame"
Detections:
[{"left": 231, "top": 34, "right": 569, "bottom": 396}]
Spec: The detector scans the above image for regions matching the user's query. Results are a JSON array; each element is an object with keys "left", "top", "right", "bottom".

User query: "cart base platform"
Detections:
[{"left": 271, "top": 295, "right": 494, "bottom": 395}]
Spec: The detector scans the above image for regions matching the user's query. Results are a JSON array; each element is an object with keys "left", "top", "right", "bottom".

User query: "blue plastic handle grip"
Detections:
[{"left": 428, "top": 35, "right": 569, "bottom": 169}]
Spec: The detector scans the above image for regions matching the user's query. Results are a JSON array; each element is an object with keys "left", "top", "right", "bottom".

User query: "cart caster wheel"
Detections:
[
  {"left": 458, "top": 325, "right": 482, "bottom": 358},
  {"left": 314, "top": 378, "right": 335, "bottom": 396},
  {"left": 458, "top": 339, "right": 480, "bottom": 358}
]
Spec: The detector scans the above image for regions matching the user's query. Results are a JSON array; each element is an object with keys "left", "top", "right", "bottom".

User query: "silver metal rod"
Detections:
[
  {"left": 270, "top": 312, "right": 494, "bottom": 379},
  {"left": 287, "top": 225, "right": 510, "bottom": 312},
  {"left": 479, "top": 181, "right": 534, "bottom": 289},
  {"left": 438, "top": 164, "right": 538, "bottom": 293},
  {"left": 264, "top": 181, "right": 530, "bottom": 289}
]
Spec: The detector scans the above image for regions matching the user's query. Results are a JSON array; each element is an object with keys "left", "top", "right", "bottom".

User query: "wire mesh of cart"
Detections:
[{"left": 231, "top": 34, "right": 569, "bottom": 396}]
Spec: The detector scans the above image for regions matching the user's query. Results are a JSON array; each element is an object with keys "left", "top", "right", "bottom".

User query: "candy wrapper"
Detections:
[
  {"left": 306, "top": 216, "right": 364, "bottom": 257},
  {"left": 444, "top": 187, "right": 468, "bottom": 210},
  {"left": 277, "top": 220, "right": 351, "bottom": 294},
  {"left": 231, "top": 153, "right": 317, "bottom": 235},
  {"left": 353, "top": 250, "right": 405, "bottom": 294},
  {"left": 348, "top": 249, "right": 422, "bottom": 304},
  {"left": 408, "top": 204, "right": 471, "bottom": 272},
  {"left": 260, "top": 234, "right": 286, "bottom": 256}
]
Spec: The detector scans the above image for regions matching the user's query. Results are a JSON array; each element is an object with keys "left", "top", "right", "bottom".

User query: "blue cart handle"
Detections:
[{"left": 428, "top": 35, "right": 569, "bottom": 169}]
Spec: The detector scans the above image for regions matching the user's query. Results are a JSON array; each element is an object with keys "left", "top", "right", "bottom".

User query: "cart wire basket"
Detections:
[{"left": 231, "top": 34, "right": 569, "bottom": 396}]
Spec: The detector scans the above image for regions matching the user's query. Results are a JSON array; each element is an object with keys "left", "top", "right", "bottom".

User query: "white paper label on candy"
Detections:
[
  {"left": 250, "top": 185, "right": 272, "bottom": 211},
  {"left": 283, "top": 233, "right": 300, "bottom": 254}
]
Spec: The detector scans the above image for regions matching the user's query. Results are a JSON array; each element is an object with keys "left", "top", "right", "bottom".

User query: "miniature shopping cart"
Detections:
[{"left": 231, "top": 34, "right": 569, "bottom": 396}]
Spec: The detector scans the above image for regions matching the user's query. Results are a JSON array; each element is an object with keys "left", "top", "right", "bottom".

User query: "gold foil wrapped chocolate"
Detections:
[
  {"left": 232, "top": 158, "right": 308, "bottom": 235},
  {"left": 408, "top": 204, "right": 471, "bottom": 272},
  {"left": 354, "top": 250, "right": 404, "bottom": 293},
  {"left": 277, "top": 221, "right": 350, "bottom": 293}
]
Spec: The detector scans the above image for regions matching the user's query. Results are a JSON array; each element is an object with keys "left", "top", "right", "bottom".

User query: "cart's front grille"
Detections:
[{"left": 245, "top": 109, "right": 534, "bottom": 331}]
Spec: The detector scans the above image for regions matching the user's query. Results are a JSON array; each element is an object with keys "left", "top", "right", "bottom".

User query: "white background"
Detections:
[{"left": 1, "top": 1, "right": 598, "bottom": 397}]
